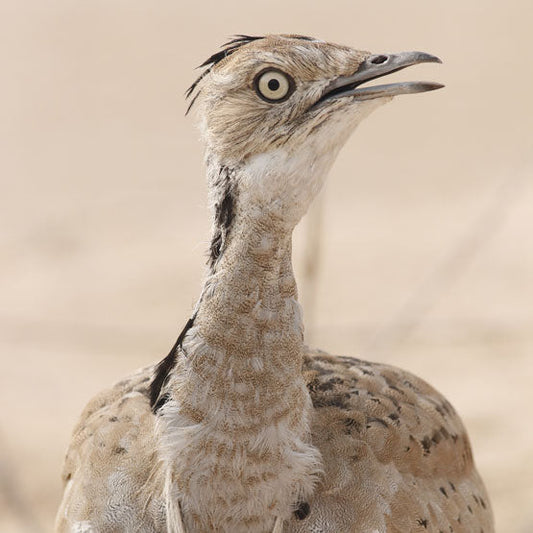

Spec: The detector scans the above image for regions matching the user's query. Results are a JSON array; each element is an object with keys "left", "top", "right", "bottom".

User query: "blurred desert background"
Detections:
[{"left": 1, "top": 1, "right": 532, "bottom": 531}]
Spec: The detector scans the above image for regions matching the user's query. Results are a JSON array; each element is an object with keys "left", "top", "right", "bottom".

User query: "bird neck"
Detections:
[
  {"left": 186, "top": 159, "right": 306, "bottom": 376},
  {"left": 197, "top": 213, "right": 302, "bottom": 362},
  {"left": 180, "top": 194, "right": 306, "bottom": 416},
  {"left": 157, "top": 162, "right": 321, "bottom": 532}
]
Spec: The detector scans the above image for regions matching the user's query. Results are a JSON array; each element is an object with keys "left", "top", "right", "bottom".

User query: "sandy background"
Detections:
[{"left": 1, "top": 1, "right": 532, "bottom": 531}]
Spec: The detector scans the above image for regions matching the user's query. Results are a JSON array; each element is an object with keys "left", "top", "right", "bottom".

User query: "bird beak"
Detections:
[{"left": 314, "top": 51, "right": 443, "bottom": 107}]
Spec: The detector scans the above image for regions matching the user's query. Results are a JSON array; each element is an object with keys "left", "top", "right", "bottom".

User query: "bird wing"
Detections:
[
  {"left": 55, "top": 366, "right": 166, "bottom": 533},
  {"left": 286, "top": 350, "right": 493, "bottom": 533}
]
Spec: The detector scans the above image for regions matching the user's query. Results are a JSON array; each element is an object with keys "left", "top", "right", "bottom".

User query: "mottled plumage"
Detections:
[
  {"left": 57, "top": 353, "right": 492, "bottom": 532},
  {"left": 56, "top": 34, "right": 493, "bottom": 532}
]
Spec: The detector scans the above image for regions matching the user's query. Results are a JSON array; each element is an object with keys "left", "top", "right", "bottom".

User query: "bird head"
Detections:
[{"left": 189, "top": 35, "right": 442, "bottom": 227}]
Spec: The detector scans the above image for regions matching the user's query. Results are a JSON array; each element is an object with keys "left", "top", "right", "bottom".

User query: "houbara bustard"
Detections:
[{"left": 56, "top": 35, "right": 493, "bottom": 533}]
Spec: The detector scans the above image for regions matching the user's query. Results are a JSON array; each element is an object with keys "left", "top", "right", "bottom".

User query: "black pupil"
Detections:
[{"left": 268, "top": 78, "right": 280, "bottom": 91}]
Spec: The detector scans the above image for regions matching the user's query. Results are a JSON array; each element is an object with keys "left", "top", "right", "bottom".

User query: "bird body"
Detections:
[
  {"left": 56, "top": 354, "right": 492, "bottom": 532},
  {"left": 56, "top": 35, "right": 493, "bottom": 532}
]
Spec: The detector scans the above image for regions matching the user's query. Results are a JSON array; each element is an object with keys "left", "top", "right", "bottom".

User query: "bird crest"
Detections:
[
  {"left": 185, "top": 35, "right": 263, "bottom": 114},
  {"left": 185, "top": 34, "right": 318, "bottom": 114}
]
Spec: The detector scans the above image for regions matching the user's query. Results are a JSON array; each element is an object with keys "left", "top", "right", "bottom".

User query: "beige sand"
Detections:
[{"left": 1, "top": 1, "right": 532, "bottom": 531}]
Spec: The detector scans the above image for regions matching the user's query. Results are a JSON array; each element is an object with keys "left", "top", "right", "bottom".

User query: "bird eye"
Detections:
[{"left": 254, "top": 69, "right": 295, "bottom": 103}]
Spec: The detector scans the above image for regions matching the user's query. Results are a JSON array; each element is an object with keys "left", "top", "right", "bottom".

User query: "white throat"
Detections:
[{"left": 237, "top": 146, "right": 336, "bottom": 227}]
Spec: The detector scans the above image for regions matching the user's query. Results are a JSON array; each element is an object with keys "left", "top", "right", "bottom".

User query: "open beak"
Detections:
[{"left": 314, "top": 51, "right": 443, "bottom": 107}]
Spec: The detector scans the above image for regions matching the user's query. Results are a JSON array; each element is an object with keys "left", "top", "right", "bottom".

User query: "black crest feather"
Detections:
[
  {"left": 185, "top": 35, "right": 264, "bottom": 115},
  {"left": 149, "top": 315, "right": 196, "bottom": 412},
  {"left": 209, "top": 166, "right": 237, "bottom": 269}
]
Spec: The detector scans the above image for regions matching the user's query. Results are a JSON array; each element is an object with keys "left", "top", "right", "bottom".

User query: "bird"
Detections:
[{"left": 55, "top": 34, "right": 494, "bottom": 533}]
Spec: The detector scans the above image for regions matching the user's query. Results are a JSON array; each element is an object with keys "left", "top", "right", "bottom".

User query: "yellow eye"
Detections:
[{"left": 254, "top": 69, "right": 295, "bottom": 103}]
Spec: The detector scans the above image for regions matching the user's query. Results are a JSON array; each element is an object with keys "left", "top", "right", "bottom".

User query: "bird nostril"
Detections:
[{"left": 370, "top": 55, "right": 388, "bottom": 65}]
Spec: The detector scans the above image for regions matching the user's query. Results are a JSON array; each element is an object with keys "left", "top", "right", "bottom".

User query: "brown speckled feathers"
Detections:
[
  {"left": 299, "top": 351, "right": 492, "bottom": 532},
  {"left": 57, "top": 351, "right": 492, "bottom": 532}
]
